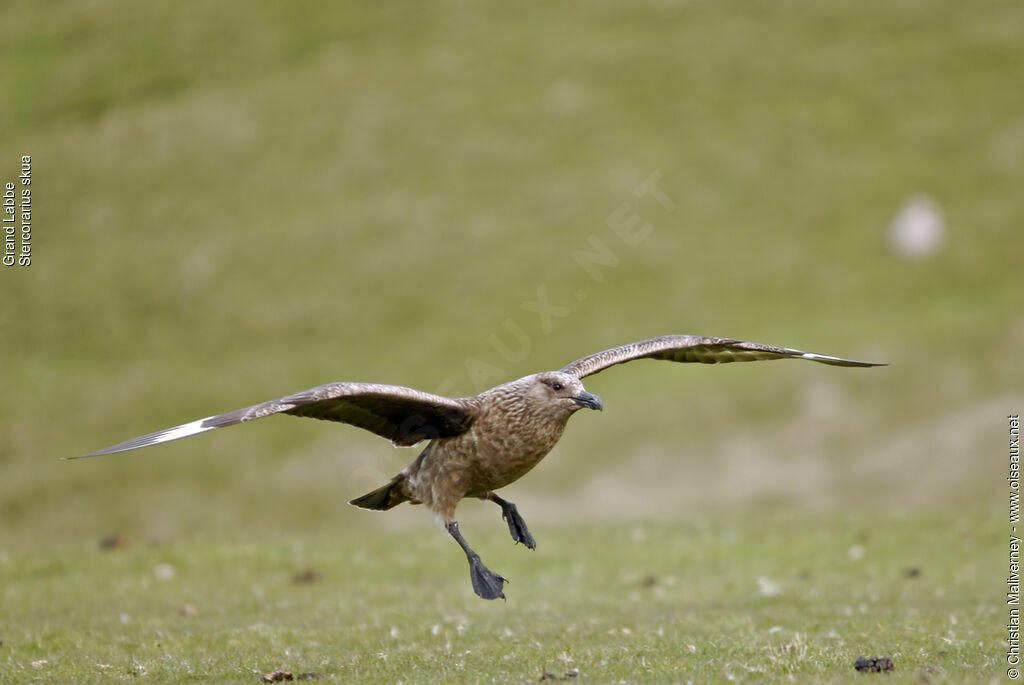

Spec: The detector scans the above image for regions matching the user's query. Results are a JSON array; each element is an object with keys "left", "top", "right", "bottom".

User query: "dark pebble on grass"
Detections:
[
  {"left": 854, "top": 656, "right": 894, "bottom": 673},
  {"left": 99, "top": 534, "right": 127, "bottom": 550},
  {"left": 905, "top": 567, "right": 921, "bottom": 578},
  {"left": 292, "top": 569, "right": 322, "bottom": 584},
  {"left": 261, "top": 670, "right": 294, "bottom": 682}
]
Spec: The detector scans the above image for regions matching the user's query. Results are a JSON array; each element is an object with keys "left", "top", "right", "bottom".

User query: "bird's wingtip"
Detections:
[
  {"left": 67, "top": 417, "right": 216, "bottom": 462},
  {"left": 63, "top": 448, "right": 120, "bottom": 460},
  {"left": 800, "top": 352, "right": 888, "bottom": 367},
  {"left": 63, "top": 452, "right": 100, "bottom": 460}
]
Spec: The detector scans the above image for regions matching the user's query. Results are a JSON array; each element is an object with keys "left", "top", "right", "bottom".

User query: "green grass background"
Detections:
[{"left": 0, "top": 1, "right": 1020, "bottom": 681}]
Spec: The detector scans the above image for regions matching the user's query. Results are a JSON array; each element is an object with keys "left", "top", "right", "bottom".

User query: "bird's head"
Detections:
[{"left": 525, "top": 371, "right": 603, "bottom": 416}]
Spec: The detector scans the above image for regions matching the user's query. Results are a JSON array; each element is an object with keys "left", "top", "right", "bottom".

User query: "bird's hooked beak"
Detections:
[{"left": 573, "top": 391, "right": 603, "bottom": 411}]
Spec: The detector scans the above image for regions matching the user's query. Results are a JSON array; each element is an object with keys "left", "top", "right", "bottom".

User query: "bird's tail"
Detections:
[{"left": 349, "top": 476, "right": 409, "bottom": 511}]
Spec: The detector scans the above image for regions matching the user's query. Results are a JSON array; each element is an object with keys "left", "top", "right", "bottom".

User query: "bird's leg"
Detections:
[
  {"left": 446, "top": 520, "right": 507, "bottom": 600},
  {"left": 484, "top": 491, "right": 536, "bottom": 550}
]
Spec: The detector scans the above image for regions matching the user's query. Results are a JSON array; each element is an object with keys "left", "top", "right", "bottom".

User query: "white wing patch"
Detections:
[
  {"left": 159, "top": 417, "right": 216, "bottom": 443},
  {"left": 801, "top": 352, "right": 841, "bottom": 363}
]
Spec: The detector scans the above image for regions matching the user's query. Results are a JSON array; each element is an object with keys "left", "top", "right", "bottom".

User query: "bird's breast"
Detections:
[
  {"left": 406, "top": 413, "right": 569, "bottom": 513},
  {"left": 461, "top": 414, "right": 568, "bottom": 491}
]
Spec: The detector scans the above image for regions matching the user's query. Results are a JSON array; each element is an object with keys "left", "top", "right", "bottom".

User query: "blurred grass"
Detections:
[
  {"left": 0, "top": 2, "right": 1019, "bottom": 681},
  {"left": 0, "top": 0, "right": 1019, "bottom": 544},
  {"left": 1, "top": 0, "right": 1020, "bottom": 542},
  {"left": 0, "top": 513, "right": 1003, "bottom": 683},
  {"left": 0, "top": 3, "right": 1020, "bottom": 678}
]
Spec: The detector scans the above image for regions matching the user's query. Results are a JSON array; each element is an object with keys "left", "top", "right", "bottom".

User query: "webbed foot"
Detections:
[
  {"left": 499, "top": 500, "right": 536, "bottom": 550},
  {"left": 467, "top": 554, "right": 508, "bottom": 600},
  {"left": 447, "top": 519, "right": 509, "bottom": 600}
]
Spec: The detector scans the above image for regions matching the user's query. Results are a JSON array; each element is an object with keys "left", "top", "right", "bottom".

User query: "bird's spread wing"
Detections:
[
  {"left": 70, "top": 383, "right": 476, "bottom": 459},
  {"left": 559, "top": 335, "right": 886, "bottom": 379}
]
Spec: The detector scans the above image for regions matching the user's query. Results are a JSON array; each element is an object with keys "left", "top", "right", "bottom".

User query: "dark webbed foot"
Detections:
[
  {"left": 467, "top": 554, "right": 508, "bottom": 600},
  {"left": 446, "top": 520, "right": 508, "bottom": 600},
  {"left": 499, "top": 500, "right": 536, "bottom": 549},
  {"left": 487, "top": 492, "right": 536, "bottom": 549}
]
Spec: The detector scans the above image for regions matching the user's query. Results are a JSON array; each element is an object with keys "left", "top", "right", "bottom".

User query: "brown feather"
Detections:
[{"left": 559, "top": 335, "right": 884, "bottom": 379}]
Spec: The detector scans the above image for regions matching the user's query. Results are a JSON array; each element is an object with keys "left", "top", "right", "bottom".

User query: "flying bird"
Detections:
[{"left": 71, "top": 335, "right": 884, "bottom": 599}]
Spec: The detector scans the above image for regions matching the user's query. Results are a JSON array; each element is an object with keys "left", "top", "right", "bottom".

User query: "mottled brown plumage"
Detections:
[
  {"left": 355, "top": 373, "right": 589, "bottom": 521},
  {"left": 72, "top": 335, "right": 884, "bottom": 599}
]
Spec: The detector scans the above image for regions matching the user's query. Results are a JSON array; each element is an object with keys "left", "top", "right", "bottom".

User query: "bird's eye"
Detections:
[{"left": 551, "top": 382, "right": 563, "bottom": 392}]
